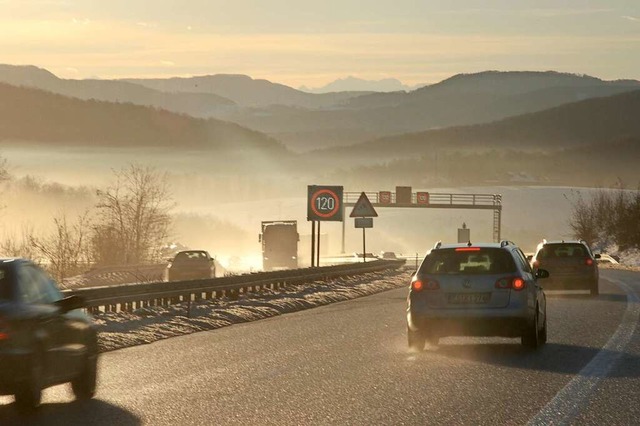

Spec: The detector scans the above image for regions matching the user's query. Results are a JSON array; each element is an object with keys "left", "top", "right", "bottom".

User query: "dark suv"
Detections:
[
  {"left": 532, "top": 240, "right": 600, "bottom": 296},
  {"left": 0, "top": 259, "right": 98, "bottom": 411}
]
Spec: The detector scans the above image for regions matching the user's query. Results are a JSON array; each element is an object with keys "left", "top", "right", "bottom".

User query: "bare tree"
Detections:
[
  {"left": 93, "top": 164, "right": 174, "bottom": 265},
  {"left": 0, "top": 224, "right": 39, "bottom": 261},
  {"left": 568, "top": 190, "right": 599, "bottom": 246},
  {"left": 568, "top": 185, "right": 640, "bottom": 251},
  {"left": 30, "top": 211, "right": 92, "bottom": 282}
]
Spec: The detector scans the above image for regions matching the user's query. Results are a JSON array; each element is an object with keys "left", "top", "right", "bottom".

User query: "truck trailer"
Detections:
[{"left": 259, "top": 221, "right": 299, "bottom": 271}]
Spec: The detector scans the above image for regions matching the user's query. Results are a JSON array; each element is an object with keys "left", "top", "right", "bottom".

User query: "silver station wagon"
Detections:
[{"left": 407, "top": 241, "right": 549, "bottom": 350}]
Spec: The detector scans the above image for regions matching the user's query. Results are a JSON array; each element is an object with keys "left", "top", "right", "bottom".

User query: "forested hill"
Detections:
[
  {"left": 0, "top": 82, "right": 288, "bottom": 156},
  {"left": 319, "top": 89, "right": 640, "bottom": 159}
]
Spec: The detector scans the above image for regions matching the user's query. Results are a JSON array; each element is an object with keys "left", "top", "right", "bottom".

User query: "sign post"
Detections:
[
  {"left": 311, "top": 221, "right": 316, "bottom": 267},
  {"left": 308, "top": 185, "right": 343, "bottom": 267},
  {"left": 350, "top": 193, "right": 378, "bottom": 262}
]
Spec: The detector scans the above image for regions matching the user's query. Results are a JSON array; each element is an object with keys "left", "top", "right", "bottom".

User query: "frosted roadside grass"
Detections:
[{"left": 94, "top": 268, "right": 412, "bottom": 352}]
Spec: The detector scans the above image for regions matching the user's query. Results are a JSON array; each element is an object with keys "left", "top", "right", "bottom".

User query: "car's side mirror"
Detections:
[
  {"left": 55, "top": 295, "right": 86, "bottom": 313},
  {"left": 594, "top": 254, "right": 601, "bottom": 259},
  {"left": 535, "top": 269, "right": 550, "bottom": 279}
]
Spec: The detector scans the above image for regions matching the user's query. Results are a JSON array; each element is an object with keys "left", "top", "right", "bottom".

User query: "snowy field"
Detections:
[{"left": 95, "top": 268, "right": 412, "bottom": 353}]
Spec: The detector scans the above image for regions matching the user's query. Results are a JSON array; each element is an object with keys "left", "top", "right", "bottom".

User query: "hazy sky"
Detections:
[{"left": 2, "top": 0, "right": 639, "bottom": 87}]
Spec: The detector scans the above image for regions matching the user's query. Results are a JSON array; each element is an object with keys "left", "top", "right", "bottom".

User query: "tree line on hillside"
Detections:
[
  {"left": 0, "top": 83, "right": 288, "bottom": 156},
  {"left": 0, "top": 163, "right": 174, "bottom": 283},
  {"left": 335, "top": 139, "right": 640, "bottom": 188},
  {"left": 569, "top": 184, "right": 640, "bottom": 251}
]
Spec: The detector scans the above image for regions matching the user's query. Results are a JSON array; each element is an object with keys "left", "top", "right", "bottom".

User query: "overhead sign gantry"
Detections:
[{"left": 341, "top": 186, "right": 503, "bottom": 252}]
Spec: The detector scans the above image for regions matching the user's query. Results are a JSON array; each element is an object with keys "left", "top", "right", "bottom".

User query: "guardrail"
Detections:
[{"left": 63, "top": 259, "right": 405, "bottom": 316}]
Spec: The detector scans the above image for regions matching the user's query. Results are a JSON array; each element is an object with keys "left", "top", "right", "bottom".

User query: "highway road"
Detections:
[{"left": 1, "top": 269, "right": 639, "bottom": 425}]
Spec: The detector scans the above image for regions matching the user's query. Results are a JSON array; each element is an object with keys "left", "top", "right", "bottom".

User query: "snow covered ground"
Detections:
[{"left": 94, "top": 268, "right": 412, "bottom": 352}]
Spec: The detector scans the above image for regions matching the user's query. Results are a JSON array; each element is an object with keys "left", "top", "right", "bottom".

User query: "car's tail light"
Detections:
[
  {"left": 495, "top": 277, "right": 511, "bottom": 289},
  {"left": 411, "top": 278, "right": 439, "bottom": 291},
  {"left": 585, "top": 258, "right": 594, "bottom": 266},
  {"left": 455, "top": 247, "right": 480, "bottom": 252},
  {"left": 495, "top": 277, "right": 526, "bottom": 291},
  {"left": 0, "top": 318, "right": 9, "bottom": 340},
  {"left": 425, "top": 280, "right": 440, "bottom": 290},
  {"left": 512, "top": 278, "right": 526, "bottom": 291}
]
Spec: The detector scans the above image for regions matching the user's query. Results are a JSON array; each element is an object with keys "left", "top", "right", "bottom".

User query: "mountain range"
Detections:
[
  {"left": 220, "top": 71, "right": 640, "bottom": 151},
  {"left": 299, "top": 76, "right": 424, "bottom": 93},
  {"left": 124, "top": 74, "right": 370, "bottom": 109},
  {"left": 2, "top": 64, "right": 640, "bottom": 186},
  {"left": 2, "top": 65, "right": 639, "bottom": 153}
]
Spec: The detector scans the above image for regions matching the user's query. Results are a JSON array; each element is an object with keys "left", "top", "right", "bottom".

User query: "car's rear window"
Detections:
[
  {"left": 420, "top": 248, "right": 517, "bottom": 275},
  {"left": 174, "top": 251, "right": 209, "bottom": 262},
  {"left": 537, "top": 244, "right": 589, "bottom": 259}
]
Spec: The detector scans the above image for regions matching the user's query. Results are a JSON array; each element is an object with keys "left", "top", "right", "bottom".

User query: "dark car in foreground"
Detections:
[
  {"left": 407, "top": 241, "right": 549, "bottom": 350},
  {"left": 0, "top": 258, "right": 98, "bottom": 411},
  {"left": 532, "top": 240, "right": 600, "bottom": 296},
  {"left": 165, "top": 250, "right": 216, "bottom": 281}
]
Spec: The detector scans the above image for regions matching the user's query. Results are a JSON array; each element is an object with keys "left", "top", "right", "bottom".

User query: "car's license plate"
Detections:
[{"left": 447, "top": 293, "right": 490, "bottom": 304}]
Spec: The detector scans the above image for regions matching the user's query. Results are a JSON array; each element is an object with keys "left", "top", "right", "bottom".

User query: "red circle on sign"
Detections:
[{"left": 311, "top": 189, "right": 341, "bottom": 219}]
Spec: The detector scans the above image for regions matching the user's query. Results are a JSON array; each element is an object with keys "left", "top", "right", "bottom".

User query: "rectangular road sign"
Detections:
[
  {"left": 417, "top": 191, "right": 430, "bottom": 205},
  {"left": 396, "top": 186, "right": 412, "bottom": 204},
  {"left": 379, "top": 191, "right": 391, "bottom": 204},
  {"left": 355, "top": 218, "right": 373, "bottom": 228},
  {"left": 307, "top": 185, "right": 344, "bottom": 222}
]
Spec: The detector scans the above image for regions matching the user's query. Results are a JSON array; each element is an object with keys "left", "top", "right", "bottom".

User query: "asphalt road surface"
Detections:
[{"left": 2, "top": 269, "right": 639, "bottom": 425}]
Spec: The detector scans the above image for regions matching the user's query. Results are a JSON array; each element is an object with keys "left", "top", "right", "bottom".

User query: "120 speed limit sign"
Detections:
[{"left": 307, "top": 185, "right": 344, "bottom": 221}]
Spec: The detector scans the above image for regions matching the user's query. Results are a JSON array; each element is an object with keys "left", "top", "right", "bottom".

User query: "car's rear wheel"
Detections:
[
  {"left": 540, "top": 309, "right": 548, "bottom": 345},
  {"left": 521, "top": 310, "right": 541, "bottom": 349},
  {"left": 407, "top": 327, "right": 426, "bottom": 351},
  {"left": 590, "top": 281, "right": 599, "bottom": 297},
  {"left": 15, "top": 349, "right": 43, "bottom": 412},
  {"left": 71, "top": 338, "right": 98, "bottom": 400}
]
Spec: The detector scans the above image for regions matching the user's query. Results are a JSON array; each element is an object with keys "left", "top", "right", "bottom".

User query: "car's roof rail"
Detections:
[
  {"left": 500, "top": 240, "right": 515, "bottom": 247},
  {"left": 433, "top": 241, "right": 442, "bottom": 250}
]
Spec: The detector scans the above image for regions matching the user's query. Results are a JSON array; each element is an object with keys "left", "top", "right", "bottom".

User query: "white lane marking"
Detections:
[{"left": 528, "top": 278, "right": 640, "bottom": 426}]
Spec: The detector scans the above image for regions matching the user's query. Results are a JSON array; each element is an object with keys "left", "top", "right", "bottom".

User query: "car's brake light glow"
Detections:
[
  {"left": 495, "top": 276, "right": 526, "bottom": 291},
  {"left": 412, "top": 278, "right": 439, "bottom": 291},
  {"left": 512, "top": 277, "right": 526, "bottom": 291},
  {"left": 455, "top": 247, "right": 481, "bottom": 252},
  {"left": 585, "top": 258, "right": 594, "bottom": 266},
  {"left": 0, "top": 318, "right": 9, "bottom": 340}
]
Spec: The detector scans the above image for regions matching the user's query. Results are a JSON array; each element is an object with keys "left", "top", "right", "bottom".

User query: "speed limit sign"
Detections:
[{"left": 307, "top": 185, "right": 343, "bottom": 221}]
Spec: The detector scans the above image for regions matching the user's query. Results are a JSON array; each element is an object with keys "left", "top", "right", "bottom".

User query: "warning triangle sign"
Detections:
[{"left": 350, "top": 192, "right": 378, "bottom": 218}]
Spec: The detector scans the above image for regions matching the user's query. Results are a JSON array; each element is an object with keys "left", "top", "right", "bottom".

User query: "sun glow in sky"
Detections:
[{"left": 2, "top": 0, "right": 639, "bottom": 87}]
